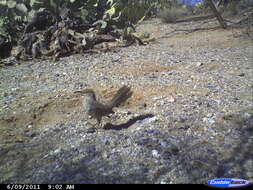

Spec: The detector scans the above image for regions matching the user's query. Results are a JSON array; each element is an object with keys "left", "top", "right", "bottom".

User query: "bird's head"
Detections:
[{"left": 74, "top": 89, "right": 96, "bottom": 100}]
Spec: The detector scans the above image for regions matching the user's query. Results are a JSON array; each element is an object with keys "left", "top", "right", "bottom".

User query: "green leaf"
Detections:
[
  {"left": 14, "top": 15, "right": 22, "bottom": 21},
  {"left": 29, "top": 0, "right": 37, "bottom": 7},
  {"left": 16, "top": 3, "right": 28, "bottom": 14},
  {"left": 80, "top": 8, "right": 88, "bottom": 17},
  {"left": 112, "top": 11, "right": 122, "bottom": 21},
  {"left": 7, "top": 0, "right": 16, "bottom": 8},
  {"left": 136, "top": 15, "right": 146, "bottom": 25},
  {"left": 105, "top": 6, "right": 115, "bottom": 18},
  {"left": 0, "top": 0, "right": 7, "bottom": 6},
  {"left": 126, "top": 26, "right": 134, "bottom": 35},
  {"left": 107, "top": 0, "right": 114, "bottom": 6},
  {"left": 28, "top": 9, "right": 36, "bottom": 21}
]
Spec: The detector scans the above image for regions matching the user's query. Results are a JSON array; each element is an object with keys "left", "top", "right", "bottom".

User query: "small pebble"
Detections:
[{"left": 152, "top": 150, "right": 159, "bottom": 158}]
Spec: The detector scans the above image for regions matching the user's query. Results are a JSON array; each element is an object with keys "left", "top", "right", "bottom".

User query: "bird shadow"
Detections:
[{"left": 103, "top": 113, "right": 155, "bottom": 130}]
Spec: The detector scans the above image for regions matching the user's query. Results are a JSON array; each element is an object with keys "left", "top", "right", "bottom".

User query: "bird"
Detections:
[{"left": 75, "top": 85, "right": 132, "bottom": 127}]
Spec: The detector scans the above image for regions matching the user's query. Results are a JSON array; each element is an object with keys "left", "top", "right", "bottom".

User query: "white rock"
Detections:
[
  {"left": 53, "top": 148, "right": 61, "bottom": 154},
  {"left": 27, "top": 125, "right": 33, "bottom": 129},
  {"left": 167, "top": 96, "right": 175, "bottom": 103},
  {"left": 145, "top": 116, "right": 159, "bottom": 123},
  {"left": 196, "top": 62, "right": 203, "bottom": 67},
  {"left": 152, "top": 150, "right": 159, "bottom": 158}
]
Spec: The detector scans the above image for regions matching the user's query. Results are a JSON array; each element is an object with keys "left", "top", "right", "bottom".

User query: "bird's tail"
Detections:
[{"left": 109, "top": 86, "right": 132, "bottom": 108}]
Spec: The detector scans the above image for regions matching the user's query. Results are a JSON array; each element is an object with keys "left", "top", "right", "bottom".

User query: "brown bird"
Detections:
[{"left": 75, "top": 86, "right": 132, "bottom": 126}]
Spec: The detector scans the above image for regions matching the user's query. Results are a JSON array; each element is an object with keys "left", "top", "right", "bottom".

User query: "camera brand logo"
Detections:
[{"left": 206, "top": 178, "right": 252, "bottom": 188}]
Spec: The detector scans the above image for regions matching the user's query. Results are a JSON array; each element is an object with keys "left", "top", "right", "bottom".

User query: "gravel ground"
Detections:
[{"left": 0, "top": 18, "right": 252, "bottom": 184}]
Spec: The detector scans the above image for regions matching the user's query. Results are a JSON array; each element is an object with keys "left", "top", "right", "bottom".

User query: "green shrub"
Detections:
[
  {"left": 223, "top": 1, "right": 238, "bottom": 17},
  {"left": 159, "top": 7, "right": 189, "bottom": 23},
  {"left": 222, "top": 0, "right": 253, "bottom": 17}
]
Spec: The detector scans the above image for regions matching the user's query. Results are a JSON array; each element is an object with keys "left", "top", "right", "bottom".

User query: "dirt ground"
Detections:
[
  {"left": 1, "top": 19, "right": 251, "bottom": 142},
  {"left": 0, "top": 17, "right": 252, "bottom": 183}
]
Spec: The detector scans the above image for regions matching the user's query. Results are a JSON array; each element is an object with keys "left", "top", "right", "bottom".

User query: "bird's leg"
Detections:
[{"left": 96, "top": 116, "right": 102, "bottom": 128}]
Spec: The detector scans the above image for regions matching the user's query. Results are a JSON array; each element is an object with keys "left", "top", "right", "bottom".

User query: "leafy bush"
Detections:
[
  {"left": 159, "top": 6, "right": 190, "bottom": 23},
  {"left": 0, "top": 0, "right": 183, "bottom": 59},
  {"left": 222, "top": 1, "right": 239, "bottom": 17},
  {"left": 0, "top": 0, "right": 163, "bottom": 42},
  {"left": 192, "top": 2, "right": 209, "bottom": 15},
  {"left": 222, "top": 0, "right": 253, "bottom": 17}
]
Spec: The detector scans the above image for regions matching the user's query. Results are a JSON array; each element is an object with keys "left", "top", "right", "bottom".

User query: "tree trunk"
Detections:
[{"left": 207, "top": 0, "right": 227, "bottom": 29}]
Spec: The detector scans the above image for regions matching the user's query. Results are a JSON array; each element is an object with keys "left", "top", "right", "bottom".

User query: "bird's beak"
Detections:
[{"left": 74, "top": 89, "right": 90, "bottom": 94}]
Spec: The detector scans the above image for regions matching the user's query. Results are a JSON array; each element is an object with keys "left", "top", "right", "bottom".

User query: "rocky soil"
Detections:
[{"left": 0, "top": 17, "right": 252, "bottom": 184}]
